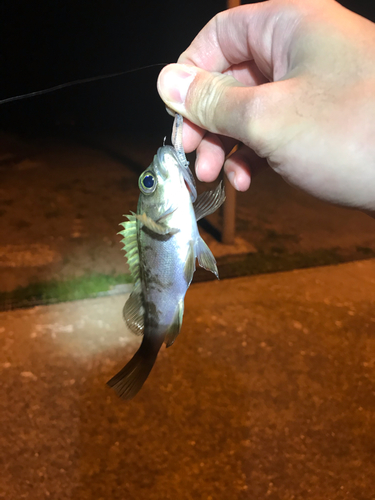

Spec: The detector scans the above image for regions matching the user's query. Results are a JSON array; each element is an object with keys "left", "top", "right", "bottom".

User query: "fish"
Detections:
[{"left": 107, "top": 114, "right": 226, "bottom": 399}]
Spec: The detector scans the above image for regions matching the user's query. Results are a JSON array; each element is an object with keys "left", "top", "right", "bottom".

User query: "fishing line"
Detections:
[{"left": 0, "top": 63, "right": 169, "bottom": 106}]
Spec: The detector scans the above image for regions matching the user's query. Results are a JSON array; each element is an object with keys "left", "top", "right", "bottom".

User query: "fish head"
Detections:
[{"left": 137, "top": 146, "right": 196, "bottom": 216}]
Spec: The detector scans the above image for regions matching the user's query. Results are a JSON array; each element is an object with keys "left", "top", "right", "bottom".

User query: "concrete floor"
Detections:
[{"left": 1, "top": 259, "right": 374, "bottom": 499}]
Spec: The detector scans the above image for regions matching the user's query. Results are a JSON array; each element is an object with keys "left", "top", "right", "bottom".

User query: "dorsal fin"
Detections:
[{"left": 118, "top": 215, "right": 140, "bottom": 283}]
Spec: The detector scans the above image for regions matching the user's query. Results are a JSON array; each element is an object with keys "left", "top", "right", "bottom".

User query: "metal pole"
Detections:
[
  {"left": 222, "top": 171, "right": 237, "bottom": 244},
  {"left": 222, "top": 0, "right": 240, "bottom": 244},
  {"left": 227, "top": 0, "right": 240, "bottom": 7}
]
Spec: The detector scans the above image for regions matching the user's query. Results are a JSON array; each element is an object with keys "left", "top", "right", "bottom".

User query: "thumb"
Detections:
[{"left": 157, "top": 63, "right": 280, "bottom": 155}]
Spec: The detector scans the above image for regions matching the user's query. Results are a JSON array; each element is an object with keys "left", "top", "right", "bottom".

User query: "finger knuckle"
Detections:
[{"left": 189, "top": 73, "right": 229, "bottom": 130}]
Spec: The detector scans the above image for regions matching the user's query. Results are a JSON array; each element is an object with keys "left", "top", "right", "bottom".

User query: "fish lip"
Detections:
[
  {"left": 156, "top": 146, "right": 197, "bottom": 202},
  {"left": 156, "top": 145, "right": 177, "bottom": 177}
]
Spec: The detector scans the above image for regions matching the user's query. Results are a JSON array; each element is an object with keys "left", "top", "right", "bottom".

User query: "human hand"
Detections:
[{"left": 157, "top": 0, "right": 375, "bottom": 211}]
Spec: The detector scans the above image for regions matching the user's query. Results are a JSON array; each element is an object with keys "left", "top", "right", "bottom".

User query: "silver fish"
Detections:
[{"left": 107, "top": 114, "right": 225, "bottom": 399}]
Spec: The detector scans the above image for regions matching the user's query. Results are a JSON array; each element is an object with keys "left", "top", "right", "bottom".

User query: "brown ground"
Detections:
[
  {"left": 0, "top": 259, "right": 374, "bottom": 499},
  {"left": 1, "top": 131, "right": 375, "bottom": 499},
  {"left": 0, "top": 130, "right": 375, "bottom": 294}
]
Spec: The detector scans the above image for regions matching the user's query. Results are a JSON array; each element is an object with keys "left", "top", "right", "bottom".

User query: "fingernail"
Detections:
[
  {"left": 227, "top": 171, "right": 239, "bottom": 190},
  {"left": 158, "top": 64, "right": 197, "bottom": 105}
]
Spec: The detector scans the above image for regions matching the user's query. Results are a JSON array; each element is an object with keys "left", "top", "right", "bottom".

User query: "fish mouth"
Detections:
[
  {"left": 156, "top": 146, "right": 175, "bottom": 178},
  {"left": 156, "top": 146, "right": 197, "bottom": 202}
]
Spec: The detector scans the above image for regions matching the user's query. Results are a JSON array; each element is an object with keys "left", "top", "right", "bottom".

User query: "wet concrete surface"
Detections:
[{"left": 1, "top": 259, "right": 374, "bottom": 499}]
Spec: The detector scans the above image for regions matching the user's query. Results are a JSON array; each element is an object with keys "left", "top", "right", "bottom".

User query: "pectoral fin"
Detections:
[
  {"left": 164, "top": 299, "right": 184, "bottom": 348},
  {"left": 132, "top": 211, "right": 179, "bottom": 235},
  {"left": 156, "top": 205, "right": 177, "bottom": 223},
  {"left": 196, "top": 237, "right": 219, "bottom": 279},
  {"left": 194, "top": 181, "right": 226, "bottom": 221}
]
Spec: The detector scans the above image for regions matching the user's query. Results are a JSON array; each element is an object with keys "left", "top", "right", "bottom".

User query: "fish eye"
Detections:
[{"left": 139, "top": 171, "right": 157, "bottom": 194}]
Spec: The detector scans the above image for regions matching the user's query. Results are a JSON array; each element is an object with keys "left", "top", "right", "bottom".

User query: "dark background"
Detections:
[{"left": 0, "top": 0, "right": 374, "bottom": 137}]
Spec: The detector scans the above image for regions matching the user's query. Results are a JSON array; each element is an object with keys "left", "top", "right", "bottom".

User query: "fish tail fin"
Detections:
[{"left": 107, "top": 337, "right": 162, "bottom": 400}]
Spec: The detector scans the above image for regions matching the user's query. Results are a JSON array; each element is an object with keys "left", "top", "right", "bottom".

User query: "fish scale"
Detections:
[
  {"left": 107, "top": 114, "right": 226, "bottom": 400},
  {"left": 0, "top": 66, "right": 225, "bottom": 399}
]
